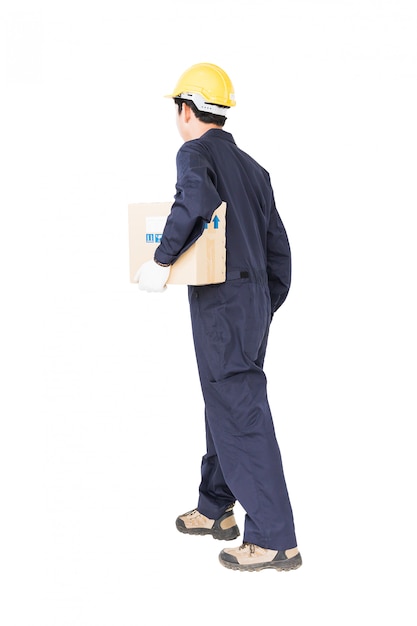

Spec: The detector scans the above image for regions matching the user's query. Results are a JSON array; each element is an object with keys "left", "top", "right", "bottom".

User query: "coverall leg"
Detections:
[
  {"left": 198, "top": 411, "right": 236, "bottom": 513},
  {"left": 189, "top": 276, "right": 297, "bottom": 551}
]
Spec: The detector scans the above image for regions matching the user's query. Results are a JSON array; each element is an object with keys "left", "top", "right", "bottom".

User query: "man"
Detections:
[{"left": 136, "top": 63, "right": 301, "bottom": 572}]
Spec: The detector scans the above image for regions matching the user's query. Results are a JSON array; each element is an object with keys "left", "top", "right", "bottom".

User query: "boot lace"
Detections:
[{"left": 240, "top": 542, "right": 256, "bottom": 555}]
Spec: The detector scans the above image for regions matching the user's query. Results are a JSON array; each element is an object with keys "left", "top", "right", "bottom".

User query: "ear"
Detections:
[{"left": 183, "top": 102, "right": 193, "bottom": 123}]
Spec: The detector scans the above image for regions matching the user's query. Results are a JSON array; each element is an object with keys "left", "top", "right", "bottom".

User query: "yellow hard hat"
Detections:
[{"left": 166, "top": 63, "right": 236, "bottom": 115}]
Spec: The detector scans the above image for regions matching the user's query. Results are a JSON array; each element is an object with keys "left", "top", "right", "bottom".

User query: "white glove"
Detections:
[{"left": 134, "top": 260, "right": 171, "bottom": 292}]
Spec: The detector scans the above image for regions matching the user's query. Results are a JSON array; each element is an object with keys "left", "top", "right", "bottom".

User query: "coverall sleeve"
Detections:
[
  {"left": 154, "top": 143, "right": 223, "bottom": 266},
  {"left": 267, "top": 191, "right": 292, "bottom": 314}
]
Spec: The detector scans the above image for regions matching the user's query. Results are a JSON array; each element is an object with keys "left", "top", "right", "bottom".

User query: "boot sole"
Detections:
[
  {"left": 176, "top": 522, "right": 240, "bottom": 541},
  {"left": 219, "top": 552, "right": 302, "bottom": 572}
]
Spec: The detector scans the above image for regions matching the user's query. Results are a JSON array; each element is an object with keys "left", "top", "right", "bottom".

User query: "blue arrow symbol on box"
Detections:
[{"left": 204, "top": 215, "right": 220, "bottom": 230}]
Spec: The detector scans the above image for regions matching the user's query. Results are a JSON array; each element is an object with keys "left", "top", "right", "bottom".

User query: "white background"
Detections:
[{"left": 1, "top": 0, "right": 416, "bottom": 624}]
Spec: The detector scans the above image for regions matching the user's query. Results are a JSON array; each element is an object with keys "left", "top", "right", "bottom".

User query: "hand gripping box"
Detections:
[{"left": 128, "top": 201, "right": 226, "bottom": 285}]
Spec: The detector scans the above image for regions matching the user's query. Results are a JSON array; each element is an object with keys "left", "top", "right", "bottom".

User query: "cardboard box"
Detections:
[{"left": 128, "top": 201, "right": 226, "bottom": 285}]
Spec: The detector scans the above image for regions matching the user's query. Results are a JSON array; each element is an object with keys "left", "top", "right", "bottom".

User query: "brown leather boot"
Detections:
[{"left": 176, "top": 504, "right": 240, "bottom": 541}]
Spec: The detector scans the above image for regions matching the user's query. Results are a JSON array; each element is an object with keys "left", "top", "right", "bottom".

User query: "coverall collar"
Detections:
[{"left": 199, "top": 128, "right": 236, "bottom": 144}]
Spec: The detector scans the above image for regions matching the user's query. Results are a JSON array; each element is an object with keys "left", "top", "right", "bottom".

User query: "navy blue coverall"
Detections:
[{"left": 155, "top": 128, "right": 297, "bottom": 550}]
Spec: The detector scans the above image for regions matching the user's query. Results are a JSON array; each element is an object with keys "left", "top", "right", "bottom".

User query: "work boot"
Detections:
[
  {"left": 175, "top": 504, "right": 240, "bottom": 541},
  {"left": 219, "top": 542, "right": 302, "bottom": 571}
]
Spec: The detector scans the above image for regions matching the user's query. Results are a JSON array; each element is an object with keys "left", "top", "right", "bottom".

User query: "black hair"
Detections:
[{"left": 174, "top": 97, "right": 227, "bottom": 127}]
